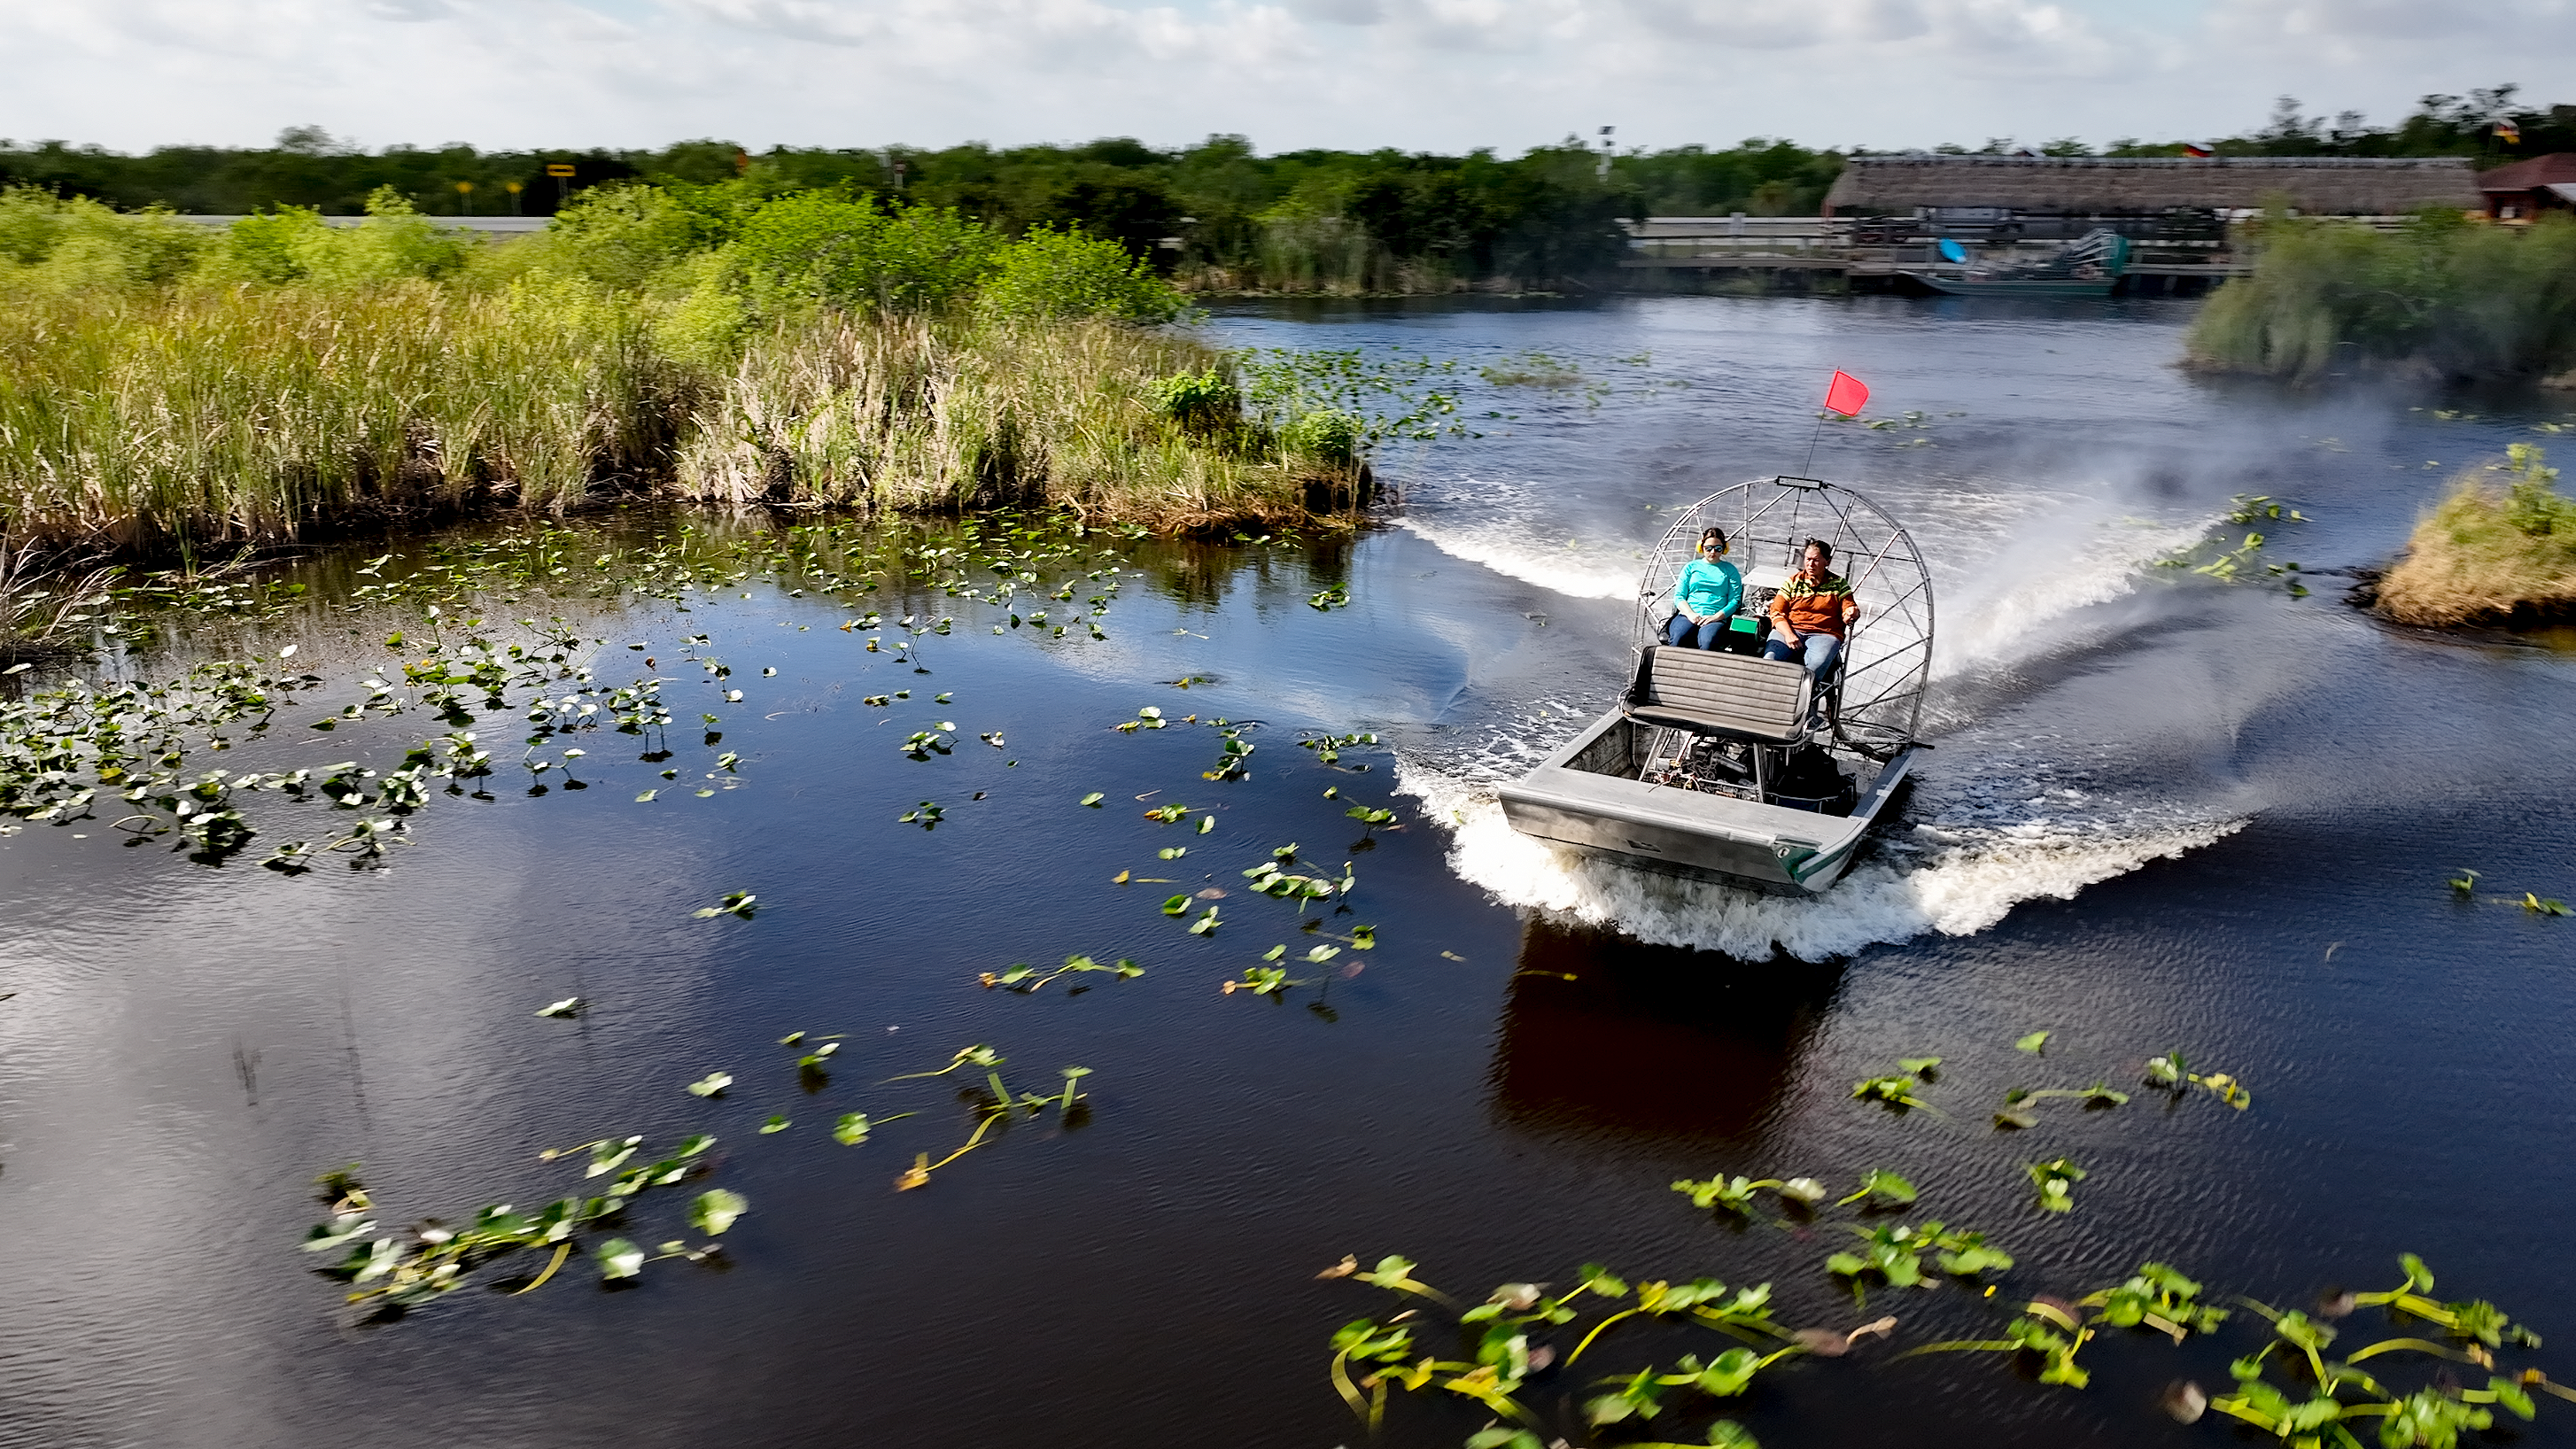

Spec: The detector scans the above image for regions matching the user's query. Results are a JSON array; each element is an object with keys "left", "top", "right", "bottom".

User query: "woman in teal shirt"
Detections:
[{"left": 1662, "top": 527, "right": 1743, "bottom": 649}]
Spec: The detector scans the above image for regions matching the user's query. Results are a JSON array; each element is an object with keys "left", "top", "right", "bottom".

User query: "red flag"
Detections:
[
  {"left": 2182, "top": 143, "right": 2214, "bottom": 159},
  {"left": 1822, "top": 370, "right": 1869, "bottom": 418}
]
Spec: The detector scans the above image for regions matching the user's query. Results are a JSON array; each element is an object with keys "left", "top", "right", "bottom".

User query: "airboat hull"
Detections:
[
  {"left": 1904, "top": 273, "right": 2118, "bottom": 298},
  {"left": 1500, "top": 710, "right": 1917, "bottom": 895}
]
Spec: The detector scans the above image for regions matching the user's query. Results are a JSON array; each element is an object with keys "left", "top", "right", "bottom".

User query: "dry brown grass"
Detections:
[{"left": 2377, "top": 451, "right": 2576, "bottom": 626}]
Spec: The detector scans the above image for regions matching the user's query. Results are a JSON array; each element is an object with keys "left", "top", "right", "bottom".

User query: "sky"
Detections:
[{"left": 0, "top": 0, "right": 2566, "bottom": 157}]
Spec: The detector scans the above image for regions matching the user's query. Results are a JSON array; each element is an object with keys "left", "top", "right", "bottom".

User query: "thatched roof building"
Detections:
[{"left": 1824, "top": 156, "right": 2484, "bottom": 216}]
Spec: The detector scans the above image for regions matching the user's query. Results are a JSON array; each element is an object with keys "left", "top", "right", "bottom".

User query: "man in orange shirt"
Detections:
[{"left": 1765, "top": 538, "right": 1859, "bottom": 680}]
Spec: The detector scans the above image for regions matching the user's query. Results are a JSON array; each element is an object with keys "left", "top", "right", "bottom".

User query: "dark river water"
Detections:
[{"left": 4, "top": 294, "right": 2574, "bottom": 1449}]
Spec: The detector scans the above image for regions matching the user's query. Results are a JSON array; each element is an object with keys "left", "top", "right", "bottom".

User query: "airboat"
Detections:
[
  {"left": 1498, "top": 476, "right": 1933, "bottom": 894},
  {"left": 1903, "top": 229, "right": 2130, "bottom": 298}
]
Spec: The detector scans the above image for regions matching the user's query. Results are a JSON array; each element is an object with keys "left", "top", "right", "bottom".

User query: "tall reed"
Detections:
[
  {"left": 2186, "top": 213, "right": 2576, "bottom": 382},
  {"left": 0, "top": 278, "right": 670, "bottom": 550},
  {"left": 676, "top": 314, "right": 1334, "bottom": 531}
]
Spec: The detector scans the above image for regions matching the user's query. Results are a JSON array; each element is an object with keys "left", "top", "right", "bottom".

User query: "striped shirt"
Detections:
[{"left": 1769, "top": 570, "right": 1858, "bottom": 639}]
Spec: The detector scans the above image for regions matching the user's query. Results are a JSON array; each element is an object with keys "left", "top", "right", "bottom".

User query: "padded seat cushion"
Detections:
[{"left": 1624, "top": 646, "right": 1812, "bottom": 744}]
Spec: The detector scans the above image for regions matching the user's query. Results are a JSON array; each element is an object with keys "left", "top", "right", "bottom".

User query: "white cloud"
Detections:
[{"left": 0, "top": 0, "right": 2555, "bottom": 157}]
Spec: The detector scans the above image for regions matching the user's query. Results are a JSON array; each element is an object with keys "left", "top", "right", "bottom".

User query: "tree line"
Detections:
[{"left": 0, "top": 85, "right": 2563, "bottom": 290}]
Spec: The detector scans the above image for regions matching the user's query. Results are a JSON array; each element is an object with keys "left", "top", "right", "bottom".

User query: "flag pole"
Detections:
[{"left": 1805, "top": 369, "right": 1869, "bottom": 475}]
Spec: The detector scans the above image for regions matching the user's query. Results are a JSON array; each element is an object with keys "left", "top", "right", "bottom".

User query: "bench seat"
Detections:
[{"left": 1623, "top": 646, "right": 1813, "bottom": 745}]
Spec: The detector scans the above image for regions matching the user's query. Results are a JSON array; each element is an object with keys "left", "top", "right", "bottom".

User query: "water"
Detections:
[{"left": 4, "top": 295, "right": 2574, "bottom": 1449}]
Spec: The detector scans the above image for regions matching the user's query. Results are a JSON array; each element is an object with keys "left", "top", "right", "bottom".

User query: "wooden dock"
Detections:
[{"left": 1618, "top": 218, "right": 2257, "bottom": 289}]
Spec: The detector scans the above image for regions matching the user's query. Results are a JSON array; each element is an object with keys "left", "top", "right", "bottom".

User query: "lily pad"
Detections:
[
  {"left": 689, "top": 1189, "right": 749, "bottom": 1236},
  {"left": 595, "top": 1236, "right": 645, "bottom": 1281}
]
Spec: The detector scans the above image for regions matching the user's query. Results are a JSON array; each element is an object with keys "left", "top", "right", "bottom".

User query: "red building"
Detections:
[{"left": 2477, "top": 153, "right": 2576, "bottom": 221}]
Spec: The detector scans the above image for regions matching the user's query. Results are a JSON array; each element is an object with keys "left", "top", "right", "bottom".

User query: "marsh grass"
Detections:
[
  {"left": 0, "top": 279, "right": 670, "bottom": 551},
  {"left": 677, "top": 313, "right": 1346, "bottom": 531},
  {"left": 0, "top": 188, "right": 1367, "bottom": 558},
  {"left": 0, "top": 542, "right": 115, "bottom": 663},
  {"left": 2378, "top": 445, "right": 2576, "bottom": 625},
  {"left": 2186, "top": 213, "right": 2576, "bottom": 382}
]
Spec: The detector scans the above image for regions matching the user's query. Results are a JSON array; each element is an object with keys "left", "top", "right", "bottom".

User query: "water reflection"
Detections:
[{"left": 1487, "top": 919, "right": 1842, "bottom": 1143}]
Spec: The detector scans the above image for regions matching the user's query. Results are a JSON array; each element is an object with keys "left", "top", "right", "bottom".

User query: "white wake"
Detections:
[{"left": 1397, "top": 763, "right": 2242, "bottom": 962}]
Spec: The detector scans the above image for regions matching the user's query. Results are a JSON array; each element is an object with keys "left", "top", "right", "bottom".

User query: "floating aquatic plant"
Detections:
[
  {"left": 693, "top": 890, "right": 757, "bottom": 919},
  {"left": 1993, "top": 1081, "right": 2126, "bottom": 1129},
  {"left": 1241, "top": 853, "right": 1350, "bottom": 901},
  {"left": 302, "top": 1138, "right": 727, "bottom": 1310},
  {"left": 1835, "top": 1169, "right": 1919, "bottom": 1209},
  {"left": 1323, "top": 1252, "right": 1877, "bottom": 1448},
  {"left": 2079, "top": 1261, "right": 2230, "bottom": 1341},
  {"left": 885, "top": 1044, "right": 1093, "bottom": 1191},
  {"left": 2142, "top": 1050, "right": 2250, "bottom": 1108},
  {"left": 1298, "top": 730, "right": 1377, "bottom": 766},
  {"left": 1670, "top": 1174, "right": 1804, "bottom": 1217},
  {"left": 1851, "top": 1067, "right": 1936, "bottom": 1113},
  {"left": 978, "top": 955, "right": 1143, "bottom": 993},
  {"left": 2025, "top": 1157, "right": 2086, "bottom": 1213},
  {"left": 1826, "top": 1220, "right": 2013, "bottom": 1300}
]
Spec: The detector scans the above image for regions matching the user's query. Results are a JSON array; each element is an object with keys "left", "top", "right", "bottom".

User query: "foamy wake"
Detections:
[
  {"left": 1931, "top": 516, "right": 2213, "bottom": 678},
  {"left": 1396, "top": 763, "right": 2243, "bottom": 962},
  {"left": 1397, "top": 517, "right": 1637, "bottom": 601}
]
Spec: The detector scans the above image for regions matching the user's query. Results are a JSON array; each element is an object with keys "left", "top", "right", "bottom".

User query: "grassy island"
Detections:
[
  {"left": 0, "top": 182, "right": 1398, "bottom": 558},
  {"left": 2185, "top": 213, "right": 2576, "bottom": 383},
  {"left": 2378, "top": 446, "right": 2576, "bottom": 625}
]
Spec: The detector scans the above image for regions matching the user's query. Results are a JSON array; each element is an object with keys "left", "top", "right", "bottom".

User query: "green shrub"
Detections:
[
  {"left": 533, "top": 182, "right": 706, "bottom": 291},
  {"left": 291, "top": 187, "right": 476, "bottom": 286},
  {"left": 980, "top": 224, "right": 1184, "bottom": 324},
  {"left": 650, "top": 252, "right": 751, "bottom": 370},
  {"left": 729, "top": 193, "right": 1002, "bottom": 313},
  {"left": 0, "top": 188, "right": 212, "bottom": 291},
  {"left": 222, "top": 207, "right": 327, "bottom": 283},
  {"left": 0, "top": 185, "right": 67, "bottom": 265},
  {"left": 2502, "top": 442, "right": 2575, "bottom": 538},
  {"left": 1278, "top": 409, "right": 1362, "bottom": 465},
  {"left": 2190, "top": 212, "right": 2576, "bottom": 381},
  {"left": 1147, "top": 367, "right": 1241, "bottom": 434}
]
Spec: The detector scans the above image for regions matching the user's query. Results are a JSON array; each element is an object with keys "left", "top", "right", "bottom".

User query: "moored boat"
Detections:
[
  {"left": 1499, "top": 475, "right": 1933, "bottom": 894},
  {"left": 1903, "top": 229, "right": 2130, "bottom": 298}
]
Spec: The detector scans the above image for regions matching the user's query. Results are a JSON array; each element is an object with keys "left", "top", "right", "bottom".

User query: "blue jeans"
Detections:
[
  {"left": 1663, "top": 611, "right": 1734, "bottom": 650},
  {"left": 1764, "top": 632, "right": 1843, "bottom": 678}
]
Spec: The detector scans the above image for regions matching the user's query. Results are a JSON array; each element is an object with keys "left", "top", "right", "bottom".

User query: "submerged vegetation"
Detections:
[
  {"left": 2378, "top": 446, "right": 2576, "bottom": 624},
  {"left": 2185, "top": 212, "right": 2576, "bottom": 383}
]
